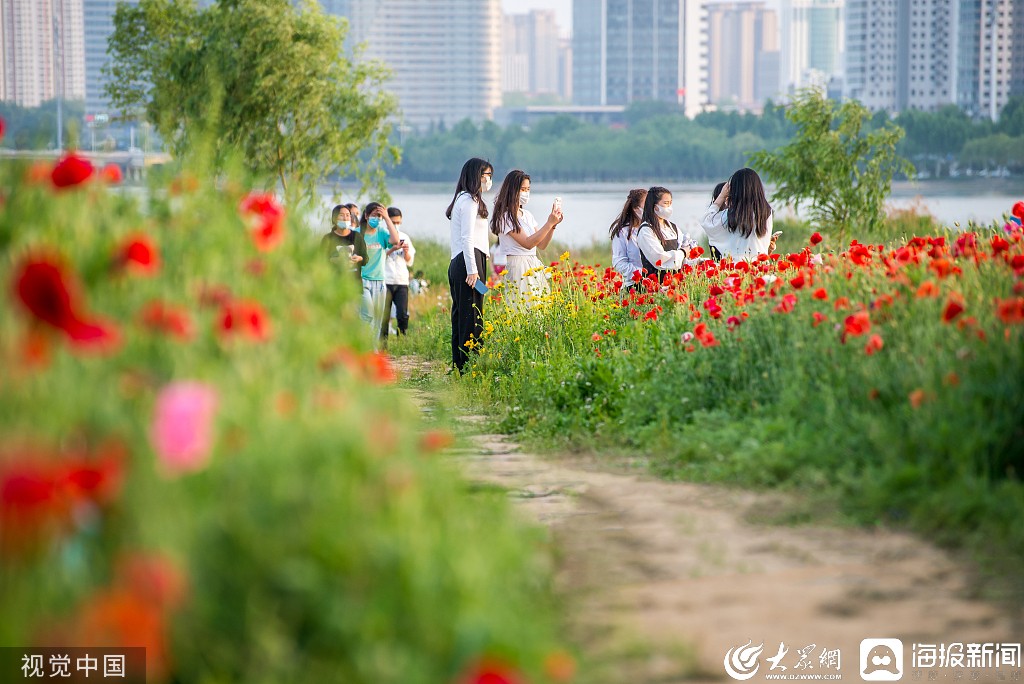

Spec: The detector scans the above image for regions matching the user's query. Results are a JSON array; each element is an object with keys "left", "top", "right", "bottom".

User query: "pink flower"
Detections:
[{"left": 150, "top": 382, "right": 218, "bottom": 475}]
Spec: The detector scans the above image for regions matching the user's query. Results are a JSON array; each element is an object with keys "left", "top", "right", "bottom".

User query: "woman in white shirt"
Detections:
[
  {"left": 609, "top": 188, "right": 647, "bottom": 291},
  {"left": 490, "top": 169, "right": 563, "bottom": 309},
  {"left": 446, "top": 157, "right": 493, "bottom": 372},
  {"left": 701, "top": 168, "right": 775, "bottom": 261},
  {"left": 636, "top": 186, "right": 699, "bottom": 279}
]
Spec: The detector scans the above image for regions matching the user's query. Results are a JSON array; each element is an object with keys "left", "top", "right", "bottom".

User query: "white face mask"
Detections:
[
  {"left": 655, "top": 204, "right": 673, "bottom": 219},
  {"left": 518, "top": 191, "right": 530, "bottom": 206},
  {"left": 482, "top": 176, "right": 493, "bottom": 192}
]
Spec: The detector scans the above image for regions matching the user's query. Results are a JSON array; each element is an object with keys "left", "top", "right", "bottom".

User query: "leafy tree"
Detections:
[
  {"left": 997, "top": 96, "right": 1024, "bottom": 138},
  {"left": 750, "top": 88, "right": 913, "bottom": 240},
  {"left": 105, "top": 0, "right": 398, "bottom": 199}
]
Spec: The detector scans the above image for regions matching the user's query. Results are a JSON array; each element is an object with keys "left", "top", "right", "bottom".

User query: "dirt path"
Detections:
[{"left": 397, "top": 359, "right": 1023, "bottom": 683}]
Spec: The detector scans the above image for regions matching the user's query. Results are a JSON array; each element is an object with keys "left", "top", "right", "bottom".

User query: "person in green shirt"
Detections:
[{"left": 358, "top": 202, "right": 400, "bottom": 344}]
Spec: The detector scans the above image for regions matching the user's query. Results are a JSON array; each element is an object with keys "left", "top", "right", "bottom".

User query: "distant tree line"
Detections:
[
  {"left": 0, "top": 99, "right": 84, "bottom": 150},
  {"left": 392, "top": 97, "right": 1024, "bottom": 182}
]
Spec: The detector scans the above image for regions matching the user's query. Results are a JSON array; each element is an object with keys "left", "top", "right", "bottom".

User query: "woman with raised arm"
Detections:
[
  {"left": 491, "top": 169, "right": 563, "bottom": 309},
  {"left": 701, "top": 168, "right": 776, "bottom": 261}
]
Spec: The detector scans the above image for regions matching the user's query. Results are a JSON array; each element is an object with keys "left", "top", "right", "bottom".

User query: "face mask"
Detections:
[
  {"left": 368, "top": 217, "right": 381, "bottom": 229},
  {"left": 482, "top": 176, "right": 493, "bottom": 192},
  {"left": 336, "top": 218, "right": 347, "bottom": 228},
  {"left": 655, "top": 205, "right": 673, "bottom": 219},
  {"left": 519, "top": 191, "right": 530, "bottom": 206}
]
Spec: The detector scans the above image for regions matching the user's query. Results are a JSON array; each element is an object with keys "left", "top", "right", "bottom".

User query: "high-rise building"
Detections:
[
  {"left": 706, "top": 1, "right": 780, "bottom": 111},
  {"left": 779, "top": 0, "right": 844, "bottom": 93},
  {"left": 502, "top": 10, "right": 561, "bottom": 96},
  {"left": 82, "top": 0, "right": 139, "bottom": 114},
  {"left": 1, "top": 0, "right": 85, "bottom": 107},
  {"left": 572, "top": 0, "right": 707, "bottom": 117},
  {"left": 338, "top": 0, "right": 501, "bottom": 131},
  {"left": 956, "top": 0, "right": 1023, "bottom": 120}
]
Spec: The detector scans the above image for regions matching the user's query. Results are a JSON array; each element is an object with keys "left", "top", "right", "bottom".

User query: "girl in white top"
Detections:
[
  {"left": 490, "top": 169, "right": 563, "bottom": 309},
  {"left": 609, "top": 188, "right": 647, "bottom": 290},
  {"left": 701, "top": 167, "right": 775, "bottom": 261},
  {"left": 635, "top": 186, "right": 699, "bottom": 278},
  {"left": 446, "top": 157, "right": 493, "bottom": 372}
]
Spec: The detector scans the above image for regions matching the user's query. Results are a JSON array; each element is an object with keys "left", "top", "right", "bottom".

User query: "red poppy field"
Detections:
[
  {"left": 415, "top": 212, "right": 1024, "bottom": 582},
  {"left": 0, "top": 148, "right": 575, "bottom": 684}
]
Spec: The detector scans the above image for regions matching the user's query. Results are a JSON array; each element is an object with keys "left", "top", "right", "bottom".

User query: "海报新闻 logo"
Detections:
[{"left": 861, "top": 638, "right": 903, "bottom": 681}]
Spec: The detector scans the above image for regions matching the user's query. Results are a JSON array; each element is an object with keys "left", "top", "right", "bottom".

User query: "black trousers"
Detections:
[
  {"left": 448, "top": 249, "right": 487, "bottom": 371},
  {"left": 380, "top": 284, "right": 410, "bottom": 341}
]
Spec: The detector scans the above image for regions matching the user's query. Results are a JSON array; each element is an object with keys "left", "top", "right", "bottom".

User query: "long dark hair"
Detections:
[
  {"left": 360, "top": 201, "right": 385, "bottom": 231},
  {"left": 726, "top": 168, "right": 771, "bottom": 238},
  {"left": 609, "top": 188, "right": 647, "bottom": 239},
  {"left": 445, "top": 157, "right": 492, "bottom": 220},
  {"left": 712, "top": 182, "right": 726, "bottom": 203},
  {"left": 640, "top": 186, "right": 676, "bottom": 246},
  {"left": 490, "top": 169, "right": 530, "bottom": 236}
]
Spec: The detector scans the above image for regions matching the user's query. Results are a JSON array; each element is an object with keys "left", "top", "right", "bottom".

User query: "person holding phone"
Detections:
[
  {"left": 380, "top": 206, "right": 416, "bottom": 343},
  {"left": 446, "top": 157, "right": 493, "bottom": 373},
  {"left": 321, "top": 204, "right": 368, "bottom": 284},
  {"left": 701, "top": 168, "right": 775, "bottom": 261},
  {"left": 491, "top": 169, "right": 563, "bottom": 309},
  {"left": 636, "top": 186, "right": 699, "bottom": 280}
]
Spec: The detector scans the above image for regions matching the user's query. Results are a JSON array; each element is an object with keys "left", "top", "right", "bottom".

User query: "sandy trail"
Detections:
[{"left": 398, "top": 359, "right": 1023, "bottom": 683}]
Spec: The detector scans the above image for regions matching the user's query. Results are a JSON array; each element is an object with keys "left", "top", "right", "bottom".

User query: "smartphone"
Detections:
[
  {"left": 772, "top": 231, "right": 783, "bottom": 239},
  {"left": 473, "top": 279, "right": 489, "bottom": 295},
  {"left": 553, "top": 197, "right": 562, "bottom": 212}
]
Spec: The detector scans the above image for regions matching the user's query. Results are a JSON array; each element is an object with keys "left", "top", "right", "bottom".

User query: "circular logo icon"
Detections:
[{"left": 724, "top": 640, "right": 764, "bottom": 681}]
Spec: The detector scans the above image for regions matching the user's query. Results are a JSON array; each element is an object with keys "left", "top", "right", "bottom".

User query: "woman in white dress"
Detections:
[{"left": 490, "top": 169, "right": 563, "bottom": 309}]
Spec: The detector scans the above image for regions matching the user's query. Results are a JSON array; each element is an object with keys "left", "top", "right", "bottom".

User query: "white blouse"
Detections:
[
  {"left": 611, "top": 228, "right": 643, "bottom": 285},
  {"left": 498, "top": 210, "right": 540, "bottom": 257},
  {"left": 700, "top": 204, "right": 774, "bottom": 261},
  {"left": 636, "top": 221, "right": 696, "bottom": 270},
  {"left": 449, "top": 192, "right": 491, "bottom": 276}
]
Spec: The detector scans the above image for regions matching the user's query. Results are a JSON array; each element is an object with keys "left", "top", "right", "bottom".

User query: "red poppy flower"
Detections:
[
  {"left": 100, "top": 163, "right": 123, "bottom": 184},
  {"left": 0, "top": 116, "right": 5, "bottom": 142},
  {"left": 843, "top": 310, "right": 871, "bottom": 338},
  {"left": 693, "top": 322, "right": 719, "bottom": 347},
  {"left": 116, "top": 234, "right": 160, "bottom": 276},
  {"left": 51, "top": 153, "right": 95, "bottom": 189},
  {"left": 810, "top": 232, "right": 823, "bottom": 245},
  {"left": 139, "top": 301, "right": 194, "bottom": 340},
  {"left": 995, "top": 297, "right": 1024, "bottom": 325},
  {"left": 789, "top": 274, "right": 806, "bottom": 289},
  {"left": 419, "top": 429, "right": 455, "bottom": 453},
  {"left": 915, "top": 281, "right": 939, "bottom": 299},
  {"left": 941, "top": 296, "right": 964, "bottom": 324},
  {"left": 864, "top": 334, "right": 884, "bottom": 355},
  {"left": 1, "top": 458, "right": 62, "bottom": 555},
  {"left": 591, "top": 332, "right": 602, "bottom": 342},
  {"left": 218, "top": 299, "right": 271, "bottom": 341},
  {"left": 812, "top": 287, "right": 828, "bottom": 300},
  {"left": 833, "top": 296, "right": 850, "bottom": 311},
  {"left": 12, "top": 256, "right": 119, "bottom": 351},
  {"left": 644, "top": 308, "right": 659, "bottom": 321},
  {"left": 952, "top": 233, "right": 977, "bottom": 258},
  {"left": 848, "top": 243, "right": 873, "bottom": 266},
  {"left": 239, "top": 192, "right": 285, "bottom": 252},
  {"left": 812, "top": 311, "right": 827, "bottom": 327},
  {"left": 909, "top": 389, "right": 927, "bottom": 409},
  {"left": 991, "top": 235, "right": 1010, "bottom": 254},
  {"left": 688, "top": 246, "right": 704, "bottom": 259},
  {"left": 1013, "top": 201, "right": 1024, "bottom": 220},
  {"left": 702, "top": 297, "right": 722, "bottom": 318},
  {"left": 773, "top": 293, "right": 797, "bottom": 314},
  {"left": 726, "top": 315, "right": 742, "bottom": 330},
  {"left": 460, "top": 658, "right": 522, "bottom": 684}
]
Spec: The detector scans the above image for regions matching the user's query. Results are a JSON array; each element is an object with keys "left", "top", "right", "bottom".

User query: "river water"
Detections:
[{"left": 314, "top": 180, "right": 1022, "bottom": 247}]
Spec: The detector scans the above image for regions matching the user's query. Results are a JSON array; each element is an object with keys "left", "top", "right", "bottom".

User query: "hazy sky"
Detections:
[{"left": 502, "top": 0, "right": 573, "bottom": 35}]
